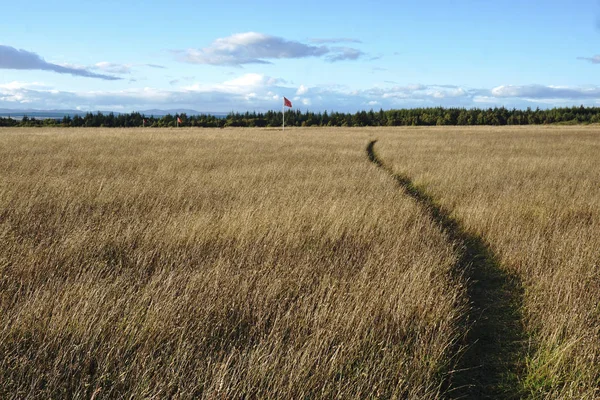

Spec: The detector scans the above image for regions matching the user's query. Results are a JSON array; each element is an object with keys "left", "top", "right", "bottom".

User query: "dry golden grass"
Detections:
[
  {"left": 0, "top": 127, "right": 467, "bottom": 399},
  {"left": 377, "top": 126, "right": 600, "bottom": 398}
]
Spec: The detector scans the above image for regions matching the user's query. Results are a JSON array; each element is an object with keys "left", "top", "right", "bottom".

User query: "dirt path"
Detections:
[{"left": 367, "top": 140, "right": 528, "bottom": 399}]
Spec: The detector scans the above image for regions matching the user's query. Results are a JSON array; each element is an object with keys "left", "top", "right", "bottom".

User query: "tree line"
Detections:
[{"left": 3, "top": 106, "right": 600, "bottom": 128}]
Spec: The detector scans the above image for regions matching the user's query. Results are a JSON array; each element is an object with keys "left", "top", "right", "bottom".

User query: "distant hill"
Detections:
[
  {"left": 140, "top": 109, "right": 221, "bottom": 116},
  {"left": 0, "top": 109, "right": 117, "bottom": 119},
  {"left": 0, "top": 108, "right": 228, "bottom": 119}
]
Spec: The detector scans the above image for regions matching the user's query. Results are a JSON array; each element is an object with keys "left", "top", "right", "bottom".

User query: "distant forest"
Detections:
[{"left": 3, "top": 106, "right": 600, "bottom": 128}]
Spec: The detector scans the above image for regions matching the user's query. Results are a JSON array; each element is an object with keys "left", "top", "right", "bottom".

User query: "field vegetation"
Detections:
[
  {"left": 377, "top": 126, "right": 600, "bottom": 398},
  {"left": 1, "top": 126, "right": 598, "bottom": 399},
  {"left": 0, "top": 128, "right": 466, "bottom": 399}
]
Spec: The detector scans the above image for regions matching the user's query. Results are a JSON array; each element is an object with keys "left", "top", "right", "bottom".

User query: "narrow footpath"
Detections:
[{"left": 367, "top": 140, "right": 528, "bottom": 399}]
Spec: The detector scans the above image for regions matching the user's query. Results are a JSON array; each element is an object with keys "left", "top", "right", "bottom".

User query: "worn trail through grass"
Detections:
[{"left": 367, "top": 140, "right": 528, "bottom": 399}]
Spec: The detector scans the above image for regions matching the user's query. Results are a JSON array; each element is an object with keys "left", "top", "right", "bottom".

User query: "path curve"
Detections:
[{"left": 367, "top": 140, "right": 528, "bottom": 399}]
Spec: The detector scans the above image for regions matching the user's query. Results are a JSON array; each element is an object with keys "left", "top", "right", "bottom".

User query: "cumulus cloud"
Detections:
[
  {"left": 0, "top": 45, "right": 121, "bottom": 80},
  {"left": 296, "top": 85, "right": 309, "bottom": 95},
  {"left": 433, "top": 88, "right": 466, "bottom": 98},
  {"left": 0, "top": 81, "right": 54, "bottom": 104},
  {"left": 182, "top": 73, "right": 284, "bottom": 93},
  {"left": 179, "top": 32, "right": 326, "bottom": 66},
  {"left": 0, "top": 79, "right": 481, "bottom": 111},
  {"left": 177, "top": 32, "right": 364, "bottom": 66},
  {"left": 491, "top": 84, "right": 600, "bottom": 99},
  {"left": 4, "top": 76, "right": 600, "bottom": 113},
  {"left": 0, "top": 74, "right": 292, "bottom": 111}
]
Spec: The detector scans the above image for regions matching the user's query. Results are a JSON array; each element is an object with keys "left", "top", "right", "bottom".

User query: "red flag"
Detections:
[
  {"left": 177, "top": 117, "right": 182, "bottom": 123},
  {"left": 283, "top": 97, "right": 292, "bottom": 108}
]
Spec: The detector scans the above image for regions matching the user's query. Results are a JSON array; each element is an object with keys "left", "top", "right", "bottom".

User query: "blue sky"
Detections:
[{"left": 2, "top": 0, "right": 600, "bottom": 112}]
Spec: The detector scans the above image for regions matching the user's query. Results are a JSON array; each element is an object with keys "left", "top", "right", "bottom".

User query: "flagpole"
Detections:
[{"left": 282, "top": 100, "right": 285, "bottom": 132}]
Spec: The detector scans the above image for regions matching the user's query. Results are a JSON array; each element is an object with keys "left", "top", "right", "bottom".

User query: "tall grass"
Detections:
[
  {"left": 379, "top": 126, "right": 600, "bottom": 398},
  {"left": 0, "top": 128, "right": 466, "bottom": 399}
]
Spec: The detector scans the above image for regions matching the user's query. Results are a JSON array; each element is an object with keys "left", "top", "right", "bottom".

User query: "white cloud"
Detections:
[
  {"left": 94, "top": 62, "right": 132, "bottom": 74},
  {"left": 326, "top": 47, "right": 365, "bottom": 62},
  {"left": 577, "top": 55, "right": 600, "bottom": 64},
  {"left": 433, "top": 88, "right": 466, "bottom": 98},
  {"left": 473, "top": 96, "right": 499, "bottom": 104},
  {"left": 93, "top": 62, "right": 167, "bottom": 74},
  {"left": 176, "top": 32, "right": 365, "bottom": 66},
  {"left": 4, "top": 77, "right": 600, "bottom": 113},
  {"left": 0, "top": 45, "right": 121, "bottom": 80},
  {"left": 296, "top": 85, "right": 308, "bottom": 95},
  {"left": 491, "top": 84, "right": 600, "bottom": 99},
  {"left": 223, "top": 73, "right": 267, "bottom": 87},
  {"left": 364, "top": 84, "right": 474, "bottom": 103},
  {"left": 0, "top": 81, "right": 51, "bottom": 90},
  {"left": 182, "top": 73, "right": 283, "bottom": 96}
]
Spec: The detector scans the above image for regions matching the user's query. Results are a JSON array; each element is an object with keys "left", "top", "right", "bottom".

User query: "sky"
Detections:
[{"left": 2, "top": 0, "right": 600, "bottom": 113}]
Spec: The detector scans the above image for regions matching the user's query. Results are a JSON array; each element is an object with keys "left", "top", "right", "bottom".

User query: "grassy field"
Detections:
[
  {"left": 0, "top": 126, "right": 598, "bottom": 399},
  {"left": 0, "top": 128, "right": 466, "bottom": 399},
  {"left": 377, "top": 126, "right": 600, "bottom": 398}
]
